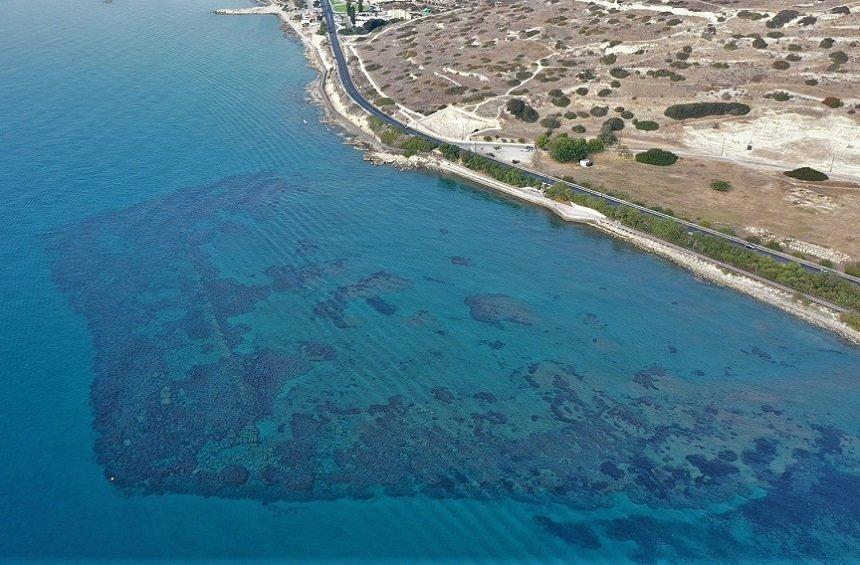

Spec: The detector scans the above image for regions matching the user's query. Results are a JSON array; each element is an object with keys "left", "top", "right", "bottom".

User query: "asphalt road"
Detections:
[{"left": 318, "top": 0, "right": 859, "bottom": 287}]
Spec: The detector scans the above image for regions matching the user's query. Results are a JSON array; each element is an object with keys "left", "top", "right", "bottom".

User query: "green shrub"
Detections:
[
  {"left": 400, "top": 136, "right": 439, "bottom": 157},
  {"left": 551, "top": 95, "right": 571, "bottom": 107},
  {"left": 829, "top": 51, "right": 849, "bottom": 65},
  {"left": 766, "top": 9, "right": 799, "bottom": 29},
  {"left": 710, "top": 180, "right": 731, "bottom": 191},
  {"left": 784, "top": 167, "right": 828, "bottom": 181},
  {"left": 545, "top": 182, "right": 575, "bottom": 202},
  {"left": 602, "top": 117, "right": 624, "bottom": 131},
  {"left": 822, "top": 97, "right": 843, "bottom": 108},
  {"left": 540, "top": 116, "right": 561, "bottom": 129},
  {"left": 586, "top": 138, "right": 605, "bottom": 153},
  {"left": 438, "top": 143, "right": 461, "bottom": 161},
  {"left": 841, "top": 311, "right": 860, "bottom": 331},
  {"left": 635, "top": 148, "right": 679, "bottom": 166},
  {"left": 549, "top": 134, "right": 589, "bottom": 163},
  {"left": 845, "top": 262, "right": 860, "bottom": 278},
  {"left": 454, "top": 151, "right": 541, "bottom": 188},
  {"left": 368, "top": 116, "right": 404, "bottom": 146},
  {"left": 376, "top": 97, "right": 395, "bottom": 106},
  {"left": 635, "top": 120, "right": 659, "bottom": 131},
  {"left": 664, "top": 102, "right": 750, "bottom": 120},
  {"left": 506, "top": 98, "right": 539, "bottom": 122},
  {"left": 600, "top": 53, "right": 617, "bottom": 64}
]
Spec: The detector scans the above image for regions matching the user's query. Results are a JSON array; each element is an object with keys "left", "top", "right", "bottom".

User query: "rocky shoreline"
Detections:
[{"left": 217, "top": 3, "right": 860, "bottom": 345}]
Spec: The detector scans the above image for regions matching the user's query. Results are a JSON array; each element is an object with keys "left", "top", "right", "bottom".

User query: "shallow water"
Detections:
[{"left": 0, "top": 0, "right": 858, "bottom": 560}]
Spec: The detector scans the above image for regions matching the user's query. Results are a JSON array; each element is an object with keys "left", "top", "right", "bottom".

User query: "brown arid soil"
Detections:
[
  {"left": 343, "top": 0, "right": 860, "bottom": 262},
  {"left": 535, "top": 149, "right": 860, "bottom": 259}
]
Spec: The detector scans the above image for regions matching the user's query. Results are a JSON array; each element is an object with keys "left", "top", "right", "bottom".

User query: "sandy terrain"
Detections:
[{"left": 536, "top": 149, "right": 860, "bottom": 260}]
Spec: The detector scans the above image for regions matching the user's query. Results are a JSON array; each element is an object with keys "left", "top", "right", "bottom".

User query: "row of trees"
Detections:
[{"left": 438, "top": 144, "right": 541, "bottom": 188}]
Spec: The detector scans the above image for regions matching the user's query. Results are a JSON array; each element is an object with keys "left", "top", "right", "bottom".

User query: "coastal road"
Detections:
[{"left": 317, "top": 0, "right": 859, "bottom": 287}]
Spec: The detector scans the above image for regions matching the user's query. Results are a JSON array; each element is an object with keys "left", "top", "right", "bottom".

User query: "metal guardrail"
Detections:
[{"left": 318, "top": 0, "right": 860, "bottom": 289}]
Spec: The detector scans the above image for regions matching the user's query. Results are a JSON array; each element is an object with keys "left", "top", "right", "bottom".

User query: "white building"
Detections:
[{"left": 385, "top": 8, "right": 411, "bottom": 20}]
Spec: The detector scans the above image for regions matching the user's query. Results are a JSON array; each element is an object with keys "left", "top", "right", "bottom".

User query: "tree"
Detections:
[
  {"left": 550, "top": 135, "right": 588, "bottom": 163},
  {"left": 545, "top": 182, "right": 574, "bottom": 202},
  {"left": 536, "top": 131, "right": 552, "bottom": 149},
  {"left": 357, "top": 0, "right": 363, "bottom": 11},
  {"left": 784, "top": 167, "right": 828, "bottom": 181},
  {"left": 635, "top": 148, "right": 679, "bottom": 166},
  {"left": 586, "top": 138, "right": 605, "bottom": 154},
  {"left": 346, "top": 0, "right": 356, "bottom": 26},
  {"left": 362, "top": 18, "right": 387, "bottom": 32}
]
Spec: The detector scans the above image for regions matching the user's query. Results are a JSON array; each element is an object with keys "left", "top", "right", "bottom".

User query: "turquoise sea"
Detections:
[{"left": 1, "top": 0, "right": 858, "bottom": 560}]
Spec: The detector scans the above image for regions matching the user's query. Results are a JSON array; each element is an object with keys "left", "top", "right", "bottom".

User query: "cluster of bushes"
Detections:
[
  {"left": 537, "top": 132, "right": 607, "bottom": 163},
  {"left": 400, "top": 137, "right": 439, "bottom": 157},
  {"left": 367, "top": 117, "right": 439, "bottom": 156},
  {"left": 646, "top": 69, "right": 685, "bottom": 82},
  {"left": 635, "top": 148, "right": 678, "bottom": 166},
  {"left": 506, "top": 98, "right": 539, "bottom": 122},
  {"left": 438, "top": 143, "right": 461, "bottom": 161},
  {"left": 537, "top": 133, "right": 585, "bottom": 162},
  {"left": 368, "top": 116, "right": 404, "bottom": 146},
  {"left": 664, "top": 102, "right": 751, "bottom": 120},
  {"left": 549, "top": 89, "right": 570, "bottom": 107},
  {"left": 767, "top": 91, "right": 792, "bottom": 102},
  {"left": 553, "top": 190, "right": 860, "bottom": 316},
  {"left": 766, "top": 9, "right": 800, "bottom": 28},
  {"left": 545, "top": 182, "right": 575, "bottom": 202},
  {"left": 340, "top": 18, "right": 389, "bottom": 35}
]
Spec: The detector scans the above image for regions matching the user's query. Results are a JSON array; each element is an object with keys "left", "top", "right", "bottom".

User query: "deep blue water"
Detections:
[{"left": 1, "top": 0, "right": 858, "bottom": 560}]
